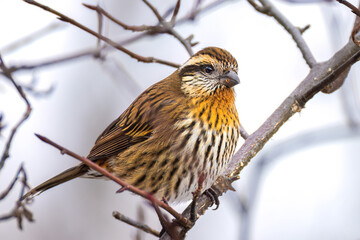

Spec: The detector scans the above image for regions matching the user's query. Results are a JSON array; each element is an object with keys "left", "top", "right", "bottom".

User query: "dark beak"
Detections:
[{"left": 220, "top": 70, "right": 240, "bottom": 88}]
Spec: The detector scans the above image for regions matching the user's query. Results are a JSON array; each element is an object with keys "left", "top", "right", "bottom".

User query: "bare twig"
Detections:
[
  {"left": 189, "top": 0, "right": 203, "bottom": 20},
  {"left": 0, "top": 164, "right": 26, "bottom": 200},
  {"left": 336, "top": 0, "right": 360, "bottom": 17},
  {"left": 240, "top": 124, "right": 249, "bottom": 140},
  {"left": 0, "top": 113, "right": 5, "bottom": 136},
  {"left": 8, "top": 0, "right": 233, "bottom": 74},
  {"left": 34, "top": 133, "right": 192, "bottom": 228},
  {"left": 0, "top": 165, "right": 33, "bottom": 230},
  {"left": 148, "top": 195, "right": 182, "bottom": 240},
  {"left": 170, "top": 0, "right": 181, "bottom": 25},
  {"left": 21, "top": 79, "right": 55, "bottom": 98},
  {"left": 0, "top": 201, "right": 34, "bottom": 230},
  {"left": 84, "top": 1, "right": 194, "bottom": 56},
  {"left": 0, "top": 55, "right": 32, "bottom": 170},
  {"left": 248, "top": 0, "right": 317, "bottom": 68},
  {"left": 24, "top": 0, "right": 180, "bottom": 68},
  {"left": 94, "top": 4, "right": 104, "bottom": 59},
  {"left": 82, "top": 4, "right": 153, "bottom": 32},
  {"left": 112, "top": 211, "right": 160, "bottom": 237},
  {"left": 0, "top": 22, "right": 63, "bottom": 55},
  {"left": 142, "top": 0, "right": 163, "bottom": 22}
]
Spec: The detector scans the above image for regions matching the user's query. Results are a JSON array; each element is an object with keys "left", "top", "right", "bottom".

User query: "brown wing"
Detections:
[
  {"left": 87, "top": 116, "right": 152, "bottom": 161},
  {"left": 87, "top": 95, "right": 154, "bottom": 162},
  {"left": 87, "top": 71, "right": 183, "bottom": 162}
]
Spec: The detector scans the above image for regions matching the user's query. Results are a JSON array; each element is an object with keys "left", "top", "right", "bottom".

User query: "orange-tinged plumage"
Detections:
[{"left": 23, "top": 47, "right": 241, "bottom": 203}]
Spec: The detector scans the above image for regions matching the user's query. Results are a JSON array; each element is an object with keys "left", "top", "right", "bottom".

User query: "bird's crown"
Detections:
[{"left": 179, "top": 47, "right": 239, "bottom": 97}]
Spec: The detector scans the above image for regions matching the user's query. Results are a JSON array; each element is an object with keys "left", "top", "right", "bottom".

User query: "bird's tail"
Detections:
[{"left": 22, "top": 164, "right": 89, "bottom": 200}]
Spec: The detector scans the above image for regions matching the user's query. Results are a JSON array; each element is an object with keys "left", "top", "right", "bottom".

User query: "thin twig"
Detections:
[
  {"left": 0, "top": 22, "right": 63, "bottom": 55},
  {"left": 8, "top": 0, "right": 233, "bottom": 74},
  {"left": 240, "top": 124, "right": 249, "bottom": 140},
  {"left": 84, "top": 2, "right": 194, "bottom": 56},
  {"left": 0, "top": 113, "right": 5, "bottom": 136},
  {"left": 95, "top": 4, "right": 104, "bottom": 59},
  {"left": 189, "top": 0, "right": 203, "bottom": 20},
  {"left": 247, "top": 0, "right": 317, "bottom": 68},
  {"left": 0, "top": 55, "right": 32, "bottom": 170},
  {"left": 141, "top": 0, "right": 194, "bottom": 56},
  {"left": 0, "top": 164, "right": 24, "bottom": 200},
  {"left": 336, "top": 0, "right": 360, "bottom": 17},
  {"left": 0, "top": 165, "right": 33, "bottom": 230},
  {"left": 82, "top": 4, "right": 153, "bottom": 32},
  {"left": 149, "top": 195, "right": 182, "bottom": 240},
  {"left": 112, "top": 211, "right": 160, "bottom": 237},
  {"left": 142, "top": 0, "right": 163, "bottom": 22},
  {"left": 24, "top": 0, "right": 180, "bottom": 68},
  {"left": 34, "top": 133, "right": 192, "bottom": 228},
  {"left": 170, "top": 0, "right": 181, "bottom": 25}
]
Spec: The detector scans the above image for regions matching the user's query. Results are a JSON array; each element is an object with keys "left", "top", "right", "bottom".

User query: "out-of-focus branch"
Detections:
[
  {"left": 0, "top": 22, "right": 63, "bottom": 55},
  {"left": 34, "top": 134, "right": 192, "bottom": 229},
  {"left": 112, "top": 211, "right": 160, "bottom": 237},
  {"left": 0, "top": 55, "right": 32, "bottom": 170},
  {"left": 0, "top": 113, "right": 5, "bottom": 136},
  {"left": 24, "top": 0, "right": 181, "bottom": 68},
  {"left": 247, "top": 0, "right": 317, "bottom": 68},
  {"left": 0, "top": 165, "right": 33, "bottom": 230}
]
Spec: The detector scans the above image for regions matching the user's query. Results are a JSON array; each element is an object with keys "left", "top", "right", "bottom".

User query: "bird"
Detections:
[{"left": 23, "top": 47, "right": 241, "bottom": 203}]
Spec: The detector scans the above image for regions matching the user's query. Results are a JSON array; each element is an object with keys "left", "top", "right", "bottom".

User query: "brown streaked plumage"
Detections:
[{"left": 23, "top": 47, "right": 241, "bottom": 203}]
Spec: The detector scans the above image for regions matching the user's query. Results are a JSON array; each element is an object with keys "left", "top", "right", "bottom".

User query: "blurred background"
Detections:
[{"left": 1, "top": 0, "right": 360, "bottom": 239}]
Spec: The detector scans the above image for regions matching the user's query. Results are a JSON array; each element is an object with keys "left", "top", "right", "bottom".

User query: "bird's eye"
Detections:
[{"left": 202, "top": 65, "right": 214, "bottom": 74}]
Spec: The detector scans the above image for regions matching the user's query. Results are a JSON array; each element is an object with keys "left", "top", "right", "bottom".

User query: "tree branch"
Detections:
[
  {"left": 336, "top": 0, "right": 360, "bottom": 17},
  {"left": 23, "top": 0, "right": 181, "bottom": 68},
  {"left": 8, "top": 0, "right": 233, "bottom": 74},
  {"left": 83, "top": 1, "right": 195, "bottom": 56},
  {"left": 248, "top": 0, "right": 317, "bottom": 68},
  {"left": 112, "top": 211, "right": 160, "bottom": 237},
  {"left": 0, "top": 55, "right": 32, "bottom": 170}
]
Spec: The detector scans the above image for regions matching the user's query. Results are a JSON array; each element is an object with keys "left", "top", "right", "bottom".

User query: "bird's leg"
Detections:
[{"left": 190, "top": 173, "right": 205, "bottom": 222}]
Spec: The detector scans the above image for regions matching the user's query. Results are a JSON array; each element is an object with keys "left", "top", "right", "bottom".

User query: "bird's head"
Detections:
[{"left": 179, "top": 47, "right": 239, "bottom": 97}]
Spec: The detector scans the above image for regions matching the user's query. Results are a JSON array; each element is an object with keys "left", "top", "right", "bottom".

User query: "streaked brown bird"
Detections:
[{"left": 23, "top": 47, "right": 240, "bottom": 203}]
